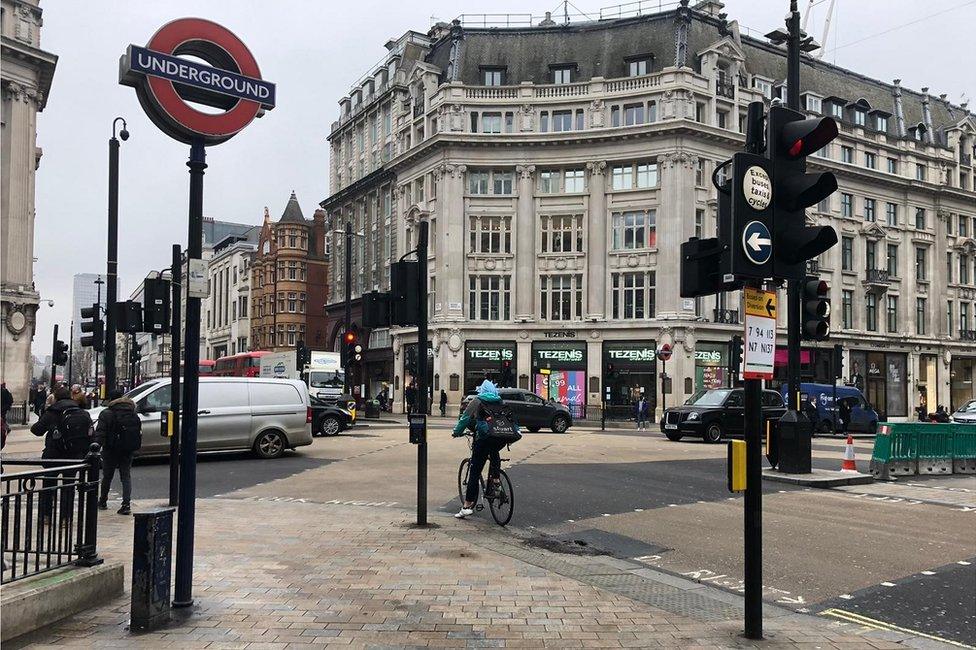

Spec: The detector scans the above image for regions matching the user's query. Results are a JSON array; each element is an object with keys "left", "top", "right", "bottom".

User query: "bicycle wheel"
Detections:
[
  {"left": 488, "top": 469, "right": 515, "bottom": 526},
  {"left": 457, "top": 458, "right": 470, "bottom": 505}
]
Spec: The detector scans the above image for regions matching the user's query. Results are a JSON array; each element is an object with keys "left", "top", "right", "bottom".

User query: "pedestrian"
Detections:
[
  {"left": 1, "top": 381, "right": 12, "bottom": 420},
  {"left": 70, "top": 384, "right": 89, "bottom": 409},
  {"left": 932, "top": 405, "right": 950, "bottom": 423},
  {"left": 439, "top": 389, "right": 448, "bottom": 417},
  {"left": 30, "top": 385, "right": 93, "bottom": 522},
  {"left": 837, "top": 397, "right": 852, "bottom": 434},
  {"left": 95, "top": 388, "right": 142, "bottom": 515},
  {"left": 635, "top": 396, "right": 649, "bottom": 431},
  {"left": 804, "top": 394, "right": 819, "bottom": 433},
  {"left": 405, "top": 382, "right": 416, "bottom": 415},
  {"left": 33, "top": 386, "right": 47, "bottom": 416}
]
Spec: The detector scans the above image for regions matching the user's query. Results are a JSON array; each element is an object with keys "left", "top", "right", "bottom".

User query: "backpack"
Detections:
[
  {"left": 480, "top": 402, "right": 522, "bottom": 444},
  {"left": 52, "top": 407, "right": 92, "bottom": 455},
  {"left": 108, "top": 407, "right": 142, "bottom": 453}
]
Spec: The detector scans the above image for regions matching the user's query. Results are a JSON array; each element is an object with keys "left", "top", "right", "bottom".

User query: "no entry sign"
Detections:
[{"left": 120, "top": 18, "right": 275, "bottom": 145}]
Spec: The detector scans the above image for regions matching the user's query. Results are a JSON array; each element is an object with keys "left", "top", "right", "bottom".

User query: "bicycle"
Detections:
[{"left": 457, "top": 434, "right": 515, "bottom": 526}]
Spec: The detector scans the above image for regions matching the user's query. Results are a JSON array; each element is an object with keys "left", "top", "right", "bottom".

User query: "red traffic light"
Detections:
[
  {"left": 344, "top": 331, "right": 356, "bottom": 344},
  {"left": 782, "top": 116, "right": 838, "bottom": 159}
]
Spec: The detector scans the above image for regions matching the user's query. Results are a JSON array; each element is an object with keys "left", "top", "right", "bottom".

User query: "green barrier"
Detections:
[
  {"left": 952, "top": 425, "right": 976, "bottom": 474},
  {"left": 871, "top": 422, "right": 976, "bottom": 478},
  {"left": 870, "top": 422, "right": 916, "bottom": 479},
  {"left": 917, "top": 423, "right": 953, "bottom": 474}
]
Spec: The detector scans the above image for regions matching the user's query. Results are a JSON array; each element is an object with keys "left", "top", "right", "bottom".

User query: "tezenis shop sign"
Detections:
[{"left": 468, "top": 348, "right": 514, "bottom": 362}]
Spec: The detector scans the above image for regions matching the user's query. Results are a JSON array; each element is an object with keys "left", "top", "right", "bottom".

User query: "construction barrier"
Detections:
[{"left": 871, "top": 422, "right": 976, "bottom": 480}]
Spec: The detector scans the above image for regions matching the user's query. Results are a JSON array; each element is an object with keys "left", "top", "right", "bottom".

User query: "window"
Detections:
[
  {"left": 695, "top": 159, "right": 705, "bottom": 187},
  {"left": 624, "top": 103, "right": 644, "bottom": 126},
  {"left": 817, "top": 196, "right": 831, "bottom": 213},
  {"left": 468, "top": 215, "right": 512, "bottom": 254},
  {"left": 552, "top": 66, "right": 573, "bottom": 84},
  {"left": 948, "top": 214, "right": 955, "bottom": 235},
  {"left": 628, "top": 58, "right": 650, "bottom": 77},
  {"left": 551, "top": 110, "right": 573, "bottom": 131},
  {"left": 915, "top": 247, "right": 927, "bottom": 281},
  {"left": 864, "top": 198, "right": 876, "bottom": 222},
  {"left": 866, "top": 293, "right": 877, "bottom": 331},
  {"left": 830, "top": 103, "right": 843, "bottom": 119},
  {"left": 886, "top": 202, "right": 897, "bottom": 226},
  {"left": 805, "top": 95, "right": 822, "bottom": 113},
  {"left": 468, "top": 275, "right": 511, "bottom": 321},
  {"left": 288, "top": 292, "right": 297, "bottom": 313},
  {"left": 947, "top": 252, "right": 954, "bottom": 283},
  {"left": 887, "top": 157, "right": 898, "bottom": 174},
  {"left": 961, "top": 216, "right": 969, "bottom": 238},
  {"left": 875, "top": 115, "right": 888, "bottom": 132},
  {"left": 916, "top": 298, "right": 927, "bottom": 335},
  {"left": 636, "top": 163, "right": 658, "bottom": 188},
  {"left": 541, "top": 214, "right": 584, "bottom": 253},
  {"left": 841, "top": 193, "right": 853, "bottom": 218},
  {"left": 493, "top": 171, "right": 513, "bottom": 194},
  {"left": 564, "top": 169, "right": 585, "bottom": 193},
  {"left": 611, "top": 162, "right": 657, "bottom": 190},
  {"left": 887, "top": 244, "right": 898, "bottom": 276},
  {"left": 854, "top": 110, "right": 866, "bottom": 127},
  {"left": 612, "top": 166, "right": 632, "bottom": 190},
  {"left": 842, "top": 290, "right": 853, "bottom": 329},
  {"left": 611, "top": 271, "right": 656, "bottom": 319},
  {"left": 468, "top": 170, "right": 512, "bottom": 195},
  {"left": 539, "top": 171, "right": 556, "bottom": 194},
  {"left": 865, "top": 152, "right": 876, "bottom": 169},
  {"left": 716, "top": 110, "right": 728, "bottom": 129},
  {"left": 962, "top": 254, "right": 971, "bottom": 285},
  {"left": 481, "top": 112, "right": 502, "bottom": 133},
  {"left": 866, "top": 240, "right": 877, "bottom": 270},
  {"left": 841, "top": 146, "right": 854, "bottom": 163},
  {"left": 482, "top": 67, "right": 505, "bottom": 86},
  {"left": 540, "top": 274, "right": 583, "bottom": 320},
  {"left": 753, "top": 78, "right": 772, "bottom": 99},
  {"left": 468, "top": 171, "right": 489, "bottom": 194},
  {"left": 695, "top": 102, "right": 705, "bottom": 123},
  {"left": 695, "top": 208, "right": 704, "bottom": 238},
  {"left": 886, "top": 296, "right": 898, "bottom": 333},
  {"left": 962, "top": 302, "right": 971, "bottom": 334},
  {"left": 915, "top": 207, "right": 926, "bottom": 230},
  {"left": 947, "top": 302, "right": 954, "bottom": 336},
  {"left": 915, "top": 163, "right": 926, "bottom": 181},
  {"left": 612, "top": 210, "right": 657, "bottom": 249},
  {"left": 842, "top": 236, "right": 853, "bottom": 270}
]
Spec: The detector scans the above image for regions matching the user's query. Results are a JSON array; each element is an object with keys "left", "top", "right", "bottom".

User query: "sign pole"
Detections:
[
  {"left": 743, "top": 283, "right": 763, "bottom": 639},
  {"left": 169, "top": 244, "right": 182, "bottom": 508},
  {"left": 49, "top": 323, "right": 58, "bottom": 390},
  {"left": 416, "top": 221, "right": 429, "bottom": 526},
  {"left": 174, "top": 139, "right": 206, "bottom": 608}
]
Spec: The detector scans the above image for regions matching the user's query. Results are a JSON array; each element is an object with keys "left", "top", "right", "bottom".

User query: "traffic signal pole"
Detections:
[
  {"left": 786, "top": 1, "right": 804, "bottom": 416},
  {"left": 50, "top": 323, "right": 58, "bottom": 390},
  {"left": 169, "top": 244, "right": 182, "bottom": 508},
  {"left": 344, "top": 221, "right": 353, "bottom": 395},
  {"left": 415, "top": 221, "right": 429, "bottom": 527}
]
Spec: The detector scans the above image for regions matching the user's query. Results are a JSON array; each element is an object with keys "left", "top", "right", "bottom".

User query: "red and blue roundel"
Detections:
[{"left": 120, "top": 18, "right": 275, "bottom": 146}]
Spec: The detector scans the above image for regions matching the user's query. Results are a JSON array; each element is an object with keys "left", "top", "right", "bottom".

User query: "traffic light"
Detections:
[
  {"left": 767, "top": 106, "right": 839, "bottom": 280},
  {"left": 729, "top": 334, "right": 744, "bottom": 377},
  {"left": 801, "top": 277, "right": 831, "bottom": 340},
  {"left": 832, "top": 343, "right": 844, "bottom": 379},
  {"left": 53, "top": 339, "right": 69, "bottom": 366},
  {"left": 296, "top": 339, "right": 310, "bottom": 368},
  {"left": 500, "top": 359, "right": 514, "bottom": 387},
  {"left": 344, "top": 331, "right": 362, "bottom": 365},
  {"left": 143, "top": 277, "right": 170, "bottom": 333},
  {"left": 362, "top": 291, "right": 391, "bottom": 328},
  {"left": 79, "top": 303, "right": 104, "bottom": 352},
  {"left": 114, "top": 300, "right": 143, "bottom": 333},
  {"left": 129, "top": 340, "right": 142, "bottom": 364},
  {"left": 390, "top": 261, "right": 420, "bottom": 325}
]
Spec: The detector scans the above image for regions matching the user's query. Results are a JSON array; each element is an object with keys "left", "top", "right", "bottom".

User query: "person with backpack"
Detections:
[
  {"left": 30, "top": 385, "right": 93, "bottom": 522},
  {"left": 95, "top": 388, "right": 142, "bottom": 515},
  {"left": 452, "top": 380, "right": 521, "bottom": 519}
]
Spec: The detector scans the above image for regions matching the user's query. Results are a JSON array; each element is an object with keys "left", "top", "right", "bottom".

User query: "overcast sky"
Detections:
[{"left": 31, "top": 0, "right": 974, "bottom": 359}]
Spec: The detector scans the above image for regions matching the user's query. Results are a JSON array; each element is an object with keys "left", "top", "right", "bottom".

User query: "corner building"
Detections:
[{"left": 323, "top": 0, "right": 976, "bottom": 418}]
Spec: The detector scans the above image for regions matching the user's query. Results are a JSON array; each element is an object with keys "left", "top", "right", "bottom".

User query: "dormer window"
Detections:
[
  {"left": 875, "top": 115, "right": 888, "bottom": 132},
  {"left": 829, "top": 103, "right": 843, "bottom": 119},
  {"left": 626, "top": 55, "right": 653, "bottom": 77},
  {"left": 481, "top": 66, "right": 506, "bottom": 86},
  {"left": 752, "top": 78, "right": 772, "bottom": 99},
  {"left": 551, "top": 64, "right": 576, "bottom": 85},
  {"left": 804, "top": 94, "right": 822, "bottom": 114},
  {"left": 853, "top": 109, "right": 866, "bottom": 127}
]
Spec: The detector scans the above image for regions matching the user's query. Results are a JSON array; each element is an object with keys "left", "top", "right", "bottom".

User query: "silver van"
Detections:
[{"left": 92, "top": 377, "right": 313, "bottom": 459}]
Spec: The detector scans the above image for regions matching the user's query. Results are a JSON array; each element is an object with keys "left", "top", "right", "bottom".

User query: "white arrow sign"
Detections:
[{"left": 747, "top": 231, "right": 771, "bottom": 251}]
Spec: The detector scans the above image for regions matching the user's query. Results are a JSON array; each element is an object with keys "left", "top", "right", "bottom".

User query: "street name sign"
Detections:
[{"left": 742, "top": 287, "right": 776, "bottom": 380}]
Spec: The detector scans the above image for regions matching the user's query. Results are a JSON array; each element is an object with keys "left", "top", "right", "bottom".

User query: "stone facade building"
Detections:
[
  {"left": 205, "top": 228, "right": 259, "bottom": 359},
  {"left": 323, "top": 1, "right": 976, "bottom": 419},
  {"left": 250, "top": 193, "right": 330, "bottom": 353},
  {"left": 1, "top": 0, "right": 56, "bottom": 404}
]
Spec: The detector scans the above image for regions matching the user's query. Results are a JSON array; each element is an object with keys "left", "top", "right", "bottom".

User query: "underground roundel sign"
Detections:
[
  {"left": 656, "top": 343, "right": 672, "bottom": 362},
  {"left": 119, "top": 18, "right": 275, "bottom": 145}
]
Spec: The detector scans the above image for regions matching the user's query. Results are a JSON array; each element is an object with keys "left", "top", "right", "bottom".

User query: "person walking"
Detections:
[
  {"left": 70, "top": 384, "right": 89, "bottom": 409},
  {"left": 1, "top": 382, "right": 12, "bottom": 420},
  {"left": 33, "top": 386, "right": 47, "bottom": 416},
  {"left": 30, "top": 385, "right": 93, "bottom": 522},
  {"left": 95, "top": 388, "right": 142, "bottom": 515},
  {"left": 404, "top": 382, "right": 416, "bottom": 415},
  {"left": 439, "top": 389, "right": 448, "bottom": 417},
  {"left": 635, "top": 396, "right": 649, "bottom": 431}
]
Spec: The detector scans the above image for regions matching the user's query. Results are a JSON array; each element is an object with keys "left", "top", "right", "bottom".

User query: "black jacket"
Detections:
[
  {"left": 95, "top": 397, "right": 138, "bottom": 450},
  {"left": 1, "top": 385, "right": 12, "bottom": 416},
  {"left": 30, "top": 399, "right": 84, "bottom": 456}
]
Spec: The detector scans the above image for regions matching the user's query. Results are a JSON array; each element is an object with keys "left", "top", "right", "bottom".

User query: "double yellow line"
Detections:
[{"left": 820, "top": 609, "right": 974, "bottom": 649}]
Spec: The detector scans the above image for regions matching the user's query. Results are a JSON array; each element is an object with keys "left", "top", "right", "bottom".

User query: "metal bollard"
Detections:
[
  {"left": 131, "top": 507, "right": 176, "bottom": 631},
  {"left": 75, "top": 443, "right": 104, "bottom": 567}
]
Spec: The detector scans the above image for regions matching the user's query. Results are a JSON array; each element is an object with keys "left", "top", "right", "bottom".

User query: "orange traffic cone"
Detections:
[{"left": 841, "top": 434, "right": 858, "bottom": 472}]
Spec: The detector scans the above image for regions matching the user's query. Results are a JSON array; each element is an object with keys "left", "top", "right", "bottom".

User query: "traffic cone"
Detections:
[{"left": 841, "top": 434, "right": 858, "bottom": 472}]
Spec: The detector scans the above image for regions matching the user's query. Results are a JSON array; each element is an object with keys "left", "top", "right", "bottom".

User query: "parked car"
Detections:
[
  {"left": 90, "top": 377, "right": 313, "bottom": 459},
  {"left": 460, "top": 388, "right": 573, "bottom": 433},
  {"left": 781, "top": 383, "right": 879, "bottom": 434},
  {"left": 310, "top": 397, "right": 354, "bottom": 436},
  {"left": 951, "top": 399, "right": 976, "bottom": 424},
  {"left": 661, "top": 388, "right": 786, "bottom": 443}
]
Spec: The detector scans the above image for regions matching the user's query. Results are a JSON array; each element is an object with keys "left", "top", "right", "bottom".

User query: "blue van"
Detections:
[{"left": 780, "top": 383, "right": 879, "bottom": 435}]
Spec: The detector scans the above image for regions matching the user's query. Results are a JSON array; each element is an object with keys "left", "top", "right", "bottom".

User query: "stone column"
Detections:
[
  {"left": 657, "top": 152, "right": 698, "bottom": 320},
  {"left": 442, "top": 164, "right": 466, "bottom": 320},
  {"left": 585, "top": 161, "right": 607, "bottom": 320},
  {"left": 515, "top": 165, "right": 536, "bottom": 321}
]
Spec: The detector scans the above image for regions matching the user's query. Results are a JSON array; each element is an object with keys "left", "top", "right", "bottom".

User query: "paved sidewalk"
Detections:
[{"left": 10, "top": 498, "right": 944, "bottom": 649}]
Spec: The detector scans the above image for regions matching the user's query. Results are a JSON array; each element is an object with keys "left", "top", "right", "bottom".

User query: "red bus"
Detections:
[
  {"left": 199, "top": 359, "right": 215, "bottom": 375},
  {"left": 212, "top": 351, "right": 269, "bottom": 377}
]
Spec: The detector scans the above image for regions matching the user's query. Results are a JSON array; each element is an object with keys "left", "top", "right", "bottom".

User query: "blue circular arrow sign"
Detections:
[{"left": 742, "top": 221, "right": 772, "bottom": 266}]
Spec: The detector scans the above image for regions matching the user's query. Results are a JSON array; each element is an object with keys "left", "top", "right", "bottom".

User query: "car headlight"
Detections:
[{"left": 687, "top": 412, "right": 700, "bottom": 421}]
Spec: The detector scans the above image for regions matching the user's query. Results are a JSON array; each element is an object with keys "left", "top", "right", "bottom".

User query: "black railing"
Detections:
[
  {"left": 864, "top": 268, "right": 890, "bottom": 284},
  {"left": 960, "top": 329, "right": 976, "bottom": 342},
  {"left": 1, "top": 444, "right": 103, "bottom": 584},
  {"left": 713, "top": 308, "right": 740, "bottom": 324},
  {"left": 716, "top": 79, "right": 735, "bottom": 99},
  {"left": 602, "top": 404, "right": 642, "bottom": 421},
  {"left": 567, "top": 404, "right": 587, "bottom": 420},
  {"left": 4, "top": 401, "right": 29, "bottom": 425}
]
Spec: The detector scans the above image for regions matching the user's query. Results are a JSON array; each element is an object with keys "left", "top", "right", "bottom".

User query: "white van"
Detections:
[{"left": 93, "top": 377, "right": 313, "bottom": 459}]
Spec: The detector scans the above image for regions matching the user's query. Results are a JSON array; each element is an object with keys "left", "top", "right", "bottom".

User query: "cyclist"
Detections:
[{"left": 452, "top": 379, "right": 510, "bottom": 519}]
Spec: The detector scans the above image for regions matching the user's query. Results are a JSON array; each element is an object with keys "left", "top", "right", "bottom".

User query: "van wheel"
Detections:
[
  {"left": 703, "top": 423, "right": 723, "bottom": 444},
  {"left": 320, "top": 417, "right": 341, "bottom": 436},
  {"left": 551, "top": 415, "right": 570, "bottom": 433},
  {"left": 254, "top": 431, "right": 286, "bottom": 459}
]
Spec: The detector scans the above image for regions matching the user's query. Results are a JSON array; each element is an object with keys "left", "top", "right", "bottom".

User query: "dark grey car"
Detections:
[{"left": 461, "top": 389, "right": 573, "bottom": 433}]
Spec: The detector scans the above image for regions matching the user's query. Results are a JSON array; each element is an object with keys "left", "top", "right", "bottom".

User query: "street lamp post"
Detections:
[{"left": 104, "top": 117, "right": 128, "bottom": 394}]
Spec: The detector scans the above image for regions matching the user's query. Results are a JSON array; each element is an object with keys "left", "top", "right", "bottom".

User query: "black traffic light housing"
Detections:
[
  {"left": 500, "top": 359, "right": 514, "bottom": 387},
  {"left": 142, "top": 277, "right": 171, "bottom": 333},
  {"left": 390, "top": 261, "right": 420, "bottom": 326},
  {"left": 114, "top": 301, "right": 143, "bottom": 334},
  {"left": 767, "top": 106, "right": 839, "bottom": 280},
  {"left": 801, "top": 276, "right": 831, "bottom": 340},
  {"left": 344, "top": 331, "right": 362, "bottom": 365},
  {"left": 53, "top": 340, "right": 69, "bottom": 366},
  {"left": 362, "top": 292, "right": 392, "bottom": 328},
  {"left": 832, "top": 344, "right": 844, "bottom": 379},
  {"left": 296, "top": 339, "right": 311, "bottom": 368},
  {"left": 129, "top": 340, "right": 142, "bottom": 364},
  {"left": 79, "top": 303, "right": 104, "bottom": 352},
  {"left": 729, "top": 334, "right": 744, "bottom": 379}
]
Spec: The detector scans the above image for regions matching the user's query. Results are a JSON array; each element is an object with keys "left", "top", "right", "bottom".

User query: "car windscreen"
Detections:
[
  {"left": 959, "top": 400, "right": 976, "bottom": 414},
  {"left": 309, "top": 370, "right": 344, "bottom": 388},
  {"left": 123, "top": 383, "right": 158, "bottom": 402},
  {"left": 685, "top": 389, "right": 731, "bottom": 406}
]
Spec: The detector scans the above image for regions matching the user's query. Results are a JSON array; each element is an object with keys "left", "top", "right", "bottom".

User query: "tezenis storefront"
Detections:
[
  {"left": 531, "top": 341, "right": 587, "bottom": 416},
  {"left": 464, "top": 341, "right": 517, "bottom": 393},
  {"left": 603, "top": 341, "right": 657, "bottom": 417}
]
